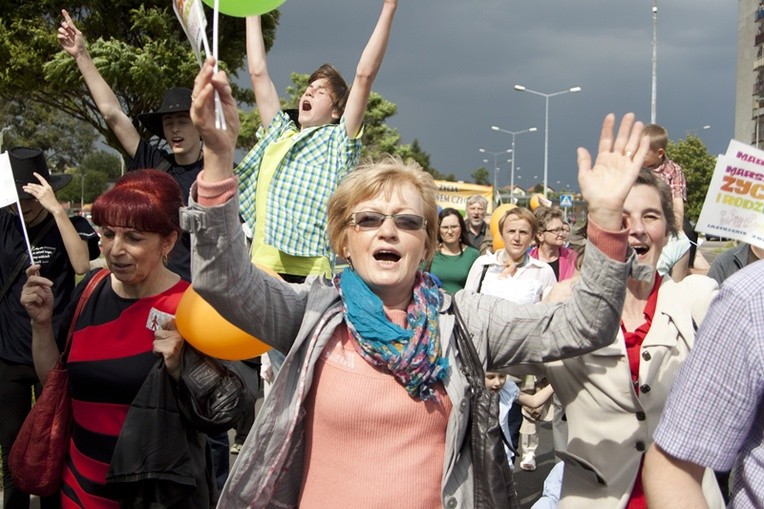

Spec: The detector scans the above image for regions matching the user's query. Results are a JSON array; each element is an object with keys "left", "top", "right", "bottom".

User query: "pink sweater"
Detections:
[{"left": 299, "top": 309, "right": 452, "bottom": 508}]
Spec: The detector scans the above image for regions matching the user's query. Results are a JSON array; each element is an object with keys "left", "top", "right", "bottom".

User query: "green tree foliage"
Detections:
[
  {"left": 0, "top": 2, "right": 276, "bottom": 157},
  {"left": 471, "top": 167, "right": 490, "bottom": 186},
  {"left": 57, "top": 164, "right": 108, "bottom": 207},
  {"left": 0, "top": 100, "right": 98, "bottom": 171},
  {"left": 80, "top": 150, "right": 123, "bottom": 181},
  {"left": 666, "top": 134, "right": 717, "bottom": 223}
]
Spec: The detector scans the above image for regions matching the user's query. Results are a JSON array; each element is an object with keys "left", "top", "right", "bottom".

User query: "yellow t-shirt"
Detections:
[{"left": 249, "top": 132, "right": 331, "bottom": 279}]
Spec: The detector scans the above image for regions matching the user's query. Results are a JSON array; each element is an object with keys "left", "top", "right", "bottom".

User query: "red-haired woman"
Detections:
[{"left": 21, "top": 170, "right": 233, "bottom": 508}]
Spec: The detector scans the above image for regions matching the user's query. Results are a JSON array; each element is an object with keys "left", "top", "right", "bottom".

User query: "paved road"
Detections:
[{"left": 515, "top": 421, "right": 556, "bottom": 508}]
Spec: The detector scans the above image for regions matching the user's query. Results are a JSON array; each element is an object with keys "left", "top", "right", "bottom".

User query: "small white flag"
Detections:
[{"left": 0, "top": 152, "right": 19, "bottom": 208}]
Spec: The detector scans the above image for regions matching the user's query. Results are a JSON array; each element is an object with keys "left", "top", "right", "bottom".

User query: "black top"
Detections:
[
  {"left": 128, "top": 139, "right": 203, "bottom": 282},
  {"left": 0, "top": 210, "right": 99, "bottom": 364}
]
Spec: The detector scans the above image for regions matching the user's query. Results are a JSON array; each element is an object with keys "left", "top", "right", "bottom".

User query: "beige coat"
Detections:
[{"left": 541, "top": 274, "right": 725, "bottom": 509}]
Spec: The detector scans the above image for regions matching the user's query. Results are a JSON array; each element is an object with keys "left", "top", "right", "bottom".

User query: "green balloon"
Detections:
[{"left": 202, "top": 0, "right": 285, "bottom": 17}]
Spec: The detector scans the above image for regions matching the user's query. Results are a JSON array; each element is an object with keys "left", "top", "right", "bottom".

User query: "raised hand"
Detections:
[
  {"left": 58, "top": 9, "right": 86, "bottom": 59},
  {"left": 190, "top": 57, "right": 240, "bottom": 181},
  {"left": 20, "top": 265, "right": 55, "bottom": 325},
  {"left": 577, "top": 113, "right": 648, "bottom": 231},
  {"left": 22, "top": 173, "right": 65, "bottom": 215}
]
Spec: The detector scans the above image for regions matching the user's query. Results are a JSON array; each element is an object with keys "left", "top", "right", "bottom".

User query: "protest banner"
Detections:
[
  {"left": 696, "top": 140, "right": 764, "bottom": 248},
  {"left": 433, "top": 180, "right": 493, "bottom": 215}
]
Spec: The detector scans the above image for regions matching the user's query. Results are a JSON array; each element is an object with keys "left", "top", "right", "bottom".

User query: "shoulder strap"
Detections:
[
  {"left": 156, "top": 157, "right": 173, "bottom": 172},
  {"left": 0, "top": 219, "right": 57, "bottom": 304},
  {"left": 61, "top": 269, "right": 110, "bottom": 364},
  {"left": 476, "top": 264, "right": 490, "bottom": 294},
  {"left": 451, "top": 302, "right": 485, "bottom": 388}
]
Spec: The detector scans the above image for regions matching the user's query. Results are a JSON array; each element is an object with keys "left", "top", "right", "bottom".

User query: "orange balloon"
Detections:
[
  {"left": 529, "top": 193, "right": 552, "bottom": 211},
  {"left": 490, "top": 203, "right": 517, "bottom": 252},
  {"left": 175, "top": 268, "right": 279, "bottom": 360}
]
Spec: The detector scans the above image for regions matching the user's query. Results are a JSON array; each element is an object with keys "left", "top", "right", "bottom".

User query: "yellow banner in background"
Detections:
[{"left": 434, "top": 181, "right": 493, "bottom": 214}]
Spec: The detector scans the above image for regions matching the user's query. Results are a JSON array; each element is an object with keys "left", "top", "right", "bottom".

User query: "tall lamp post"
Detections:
[
  {"left": 479, "top": 148, "right": 512, "bottom": 206},
  {"left": 80, "top": 171, "right": 86, "bottom": 211},
  {"left": 686, "top": 125, "right": 710, "bottom": 136},
  {"left": 491, "top": 125, "right": 537, "bottom": 203},
  {"left": 651, "top": 0, "right": 658, "bottom": 123},
  {"left": 514, "top": 84, "right": 581, "bottom": 199}
]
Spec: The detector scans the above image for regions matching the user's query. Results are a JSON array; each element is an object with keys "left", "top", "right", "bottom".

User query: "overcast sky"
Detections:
[{"left": 238, "top": 0, "right": 737, "bottom": 191}]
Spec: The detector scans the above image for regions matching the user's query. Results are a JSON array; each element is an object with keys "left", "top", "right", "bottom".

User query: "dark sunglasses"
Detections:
[{"left": 348, "top": 211, "right": 427, "bottom": 231}]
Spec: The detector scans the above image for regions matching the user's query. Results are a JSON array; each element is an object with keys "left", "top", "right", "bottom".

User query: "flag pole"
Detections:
[{"left": 14, "top": 201, "right": 35, "bottom": 266}]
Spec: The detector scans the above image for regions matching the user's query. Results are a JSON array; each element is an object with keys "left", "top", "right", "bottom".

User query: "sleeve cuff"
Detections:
[
  {"left": 586, "top": 215, "right": 628, "bottom": 261},
  {"left": 193, "top": 170, "right": 238, "bottom": 206}
]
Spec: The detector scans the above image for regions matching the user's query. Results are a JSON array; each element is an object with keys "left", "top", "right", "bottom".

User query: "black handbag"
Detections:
[
  {"left": 176, "top": 345, "right": 246, "bottom": 435},
  {"left": 452, "top": 303, "right": 519, "bottom": 509}
]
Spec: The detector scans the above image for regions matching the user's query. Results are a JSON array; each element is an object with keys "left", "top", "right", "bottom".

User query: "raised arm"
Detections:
[
  {"left": 190, "top": 57, "right": 240, "bottom": 182},
  {"left": 58, "top": 9, "right": 141, "bottom": 157},
  {"left": 23, "top": 174, "right": 91, "bottom": 274},
  {"left": 245, "top": 16, "right": 281, "bottom": 129},
  {"left": 343, "top": 0, "right": 398, "bottom": 138},
  {"left": 19, "top": 266, "right": 60, "bottom": 383},
  {"left": 577, "top": 113, "right": 649, "bottom": 231},
  {"left": 457, "top": 114, "right": 649, "bottom": 367}
]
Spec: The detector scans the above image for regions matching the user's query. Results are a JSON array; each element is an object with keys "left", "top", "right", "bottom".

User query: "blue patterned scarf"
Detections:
[{"left": 334, "top": 268, "right": 449, "bottom": 401}]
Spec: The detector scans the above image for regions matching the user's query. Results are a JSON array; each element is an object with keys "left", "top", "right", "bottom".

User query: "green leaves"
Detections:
[{"left": 666, "top": 134, "right": 717, "bottom": 223}]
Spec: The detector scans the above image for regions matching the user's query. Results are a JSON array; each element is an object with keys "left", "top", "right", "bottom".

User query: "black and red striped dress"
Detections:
[{"left": 58, "top": 273, "right": 188, "bottom": 508}]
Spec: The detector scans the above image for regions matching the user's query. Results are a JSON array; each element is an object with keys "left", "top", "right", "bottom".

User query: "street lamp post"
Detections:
[
  {"left": 686, "top": 125, "right": 711, "bottom": 136},
  {"left": 479, "top": 148, "right": 512, "bottom": 206},
  {"left": 80, "top": 171, "right": 86, "bottom": 211},
  {"left": 514, "top": 84, "right": 581, "bottom": 199},
  {"left": 491, "top": 125, "right": 537, "bottom": 204},
  {"left": 651, "top": 0, "right": 658, "bottom": 123}
]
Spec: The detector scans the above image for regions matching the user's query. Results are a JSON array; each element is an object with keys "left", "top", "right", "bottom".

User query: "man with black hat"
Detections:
[
  {"left": 58, "top": 9, "right": 202, "bottom": 282},
  {"left": 0, "top": 147, "right": 99, "bottom": 509}
]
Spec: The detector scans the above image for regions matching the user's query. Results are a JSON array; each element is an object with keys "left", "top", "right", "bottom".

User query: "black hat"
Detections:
[
  {"left": 138, "top": 87, "right": 193, "bottom": 139},
  {"left": 9, "top": 147, "right": 72, "bottom": 200}
]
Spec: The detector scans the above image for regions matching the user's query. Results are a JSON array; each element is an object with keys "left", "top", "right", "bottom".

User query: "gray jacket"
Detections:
[{"left": 181, "top": 195, "right": 633, "bottom": 509}]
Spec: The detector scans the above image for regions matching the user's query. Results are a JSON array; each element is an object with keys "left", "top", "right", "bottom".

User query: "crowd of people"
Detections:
[{"left": 1, "top": 3, "right": 763, "bottom": 509}]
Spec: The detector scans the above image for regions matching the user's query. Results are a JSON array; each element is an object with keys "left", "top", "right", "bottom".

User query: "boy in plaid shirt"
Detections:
[{"left": 238, "top": 0, "right": 398, "bottom": 282}]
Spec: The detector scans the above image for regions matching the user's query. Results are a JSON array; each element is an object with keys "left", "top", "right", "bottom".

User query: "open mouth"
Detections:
[
  {"left": 373, "top": 250, "right": 401, "bottom": 262},
  {"left": 302, "top": 101, "right": 312, "bottom": 112},
  {"left": 632, "top": 246, "right": 649, "bottom": 256},
  {"left": 171, "top": 136, "right": 184, "bottom": 144}
]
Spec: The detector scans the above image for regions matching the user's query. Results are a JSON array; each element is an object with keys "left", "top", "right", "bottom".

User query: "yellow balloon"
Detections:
[
  {"left": 529, "top": 193, "right": 552, "bottom": 211},
  {"left": 175, "top": 269, "right": 280, "bottom": 360},
  {"left": 490, "top": 203, "right": 517, "bottom": 252}
]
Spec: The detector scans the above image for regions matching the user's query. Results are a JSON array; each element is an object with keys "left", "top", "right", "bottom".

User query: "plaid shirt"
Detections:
[
  {"left": 651, "top": 158, "right": 686, "bottom": 201},
  {"left": 653, "top": 260, "right": 764, "bottom": 508},
  {"left": 236, "top": 111, "right": 362, "bottom": 258}
]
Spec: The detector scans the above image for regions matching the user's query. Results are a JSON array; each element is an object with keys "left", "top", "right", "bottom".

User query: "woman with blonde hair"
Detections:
[{"left": 184, "top": 58, "right": 649, "bottom": 507}]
